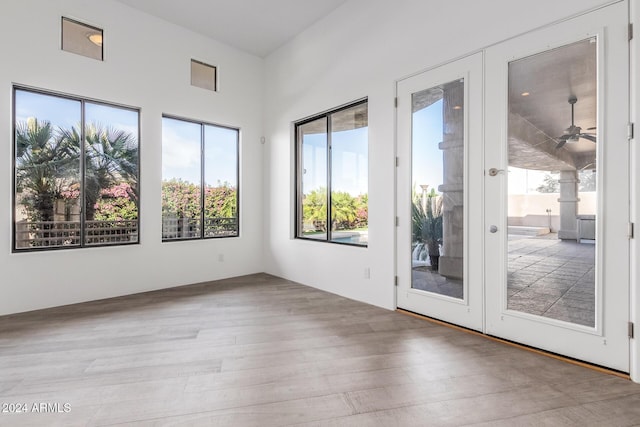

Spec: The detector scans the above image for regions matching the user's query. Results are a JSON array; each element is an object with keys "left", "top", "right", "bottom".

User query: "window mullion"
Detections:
[
  {"left": 80, "top": 100, "right": 86, "bottom": 247},
  {"left": 200, "top": 124, "right": 206, "bottom": 239},
  {"left": 327, "top": 115, "right": 332, "bottom": 242}
]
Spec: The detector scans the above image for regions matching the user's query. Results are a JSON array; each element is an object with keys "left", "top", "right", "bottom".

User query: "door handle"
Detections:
[
  {"left": 489, "top": 225, "right": 498, "bottom": 233},
  {"left": 488, "top": 168, "right": 504, "bottom": 177}
]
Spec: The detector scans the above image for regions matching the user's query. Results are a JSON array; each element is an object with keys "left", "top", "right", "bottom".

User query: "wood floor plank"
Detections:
[
  {"left": 3, "top": 359, "right": 222, "bottom": 397},
  {"left": 0, "top": 273, "right": 639, "bottom": 426},
  {"left": 117, "top": 394, "right": 357, "bottom": 427},
  {"left": 296, "top": 385, "right": 581, "bottom": 427},
  {"left": 84, "top": 367, "right": 414, "bottom": 424}
]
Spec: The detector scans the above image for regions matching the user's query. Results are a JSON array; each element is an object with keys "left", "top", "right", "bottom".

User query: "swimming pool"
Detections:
[{"left": 332, "top": 233, "right": 368, "bottom": 245}]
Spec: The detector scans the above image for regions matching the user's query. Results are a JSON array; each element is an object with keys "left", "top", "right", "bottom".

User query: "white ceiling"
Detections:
[{"left": 114, "top": 0, "right": 348, "bottom": 57}]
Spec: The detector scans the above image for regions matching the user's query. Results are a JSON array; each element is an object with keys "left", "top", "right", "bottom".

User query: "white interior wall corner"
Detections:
[
  {"left": 0, "top": 0, "right": 265, "bottom": 315},
  {"left": 262, "top": 0, "right": 617, "bottom": 311}
]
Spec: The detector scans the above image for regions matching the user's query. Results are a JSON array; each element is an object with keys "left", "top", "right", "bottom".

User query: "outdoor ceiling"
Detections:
[
  {"left": 508, "top": 37, "right": 597, "bottom": 171},
  {"left": 298, "top": 103, "right": 368, "bottom": 134},
  {"left": 114, "top": 0, "right": 348, "bottom": 57},
  {"left": 407, "top": 38, "right": 597, "bottom": 173}
]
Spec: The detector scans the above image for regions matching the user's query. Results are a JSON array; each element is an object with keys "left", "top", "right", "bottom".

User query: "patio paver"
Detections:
[{"left": 411, "top": 233, "right": 595, "bottom": 327}]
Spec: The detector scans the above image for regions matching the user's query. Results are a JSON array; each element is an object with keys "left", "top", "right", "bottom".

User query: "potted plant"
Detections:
[{"left": 412, "top": 190, "right": 443, "bottom": 271}]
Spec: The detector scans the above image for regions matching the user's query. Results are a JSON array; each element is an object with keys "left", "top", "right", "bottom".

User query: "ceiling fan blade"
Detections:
[
  {"left": 558, "top": 134, "right": 571, "bottom": 141},
  {"left": 555, "top": 139, "right": 567, "bottom": 149},
  {"left": 579, "top": 134, "right": 597, "bottom": 143},
  {"left": 587, "top": 127, "right": 596, "bottom": 130}
]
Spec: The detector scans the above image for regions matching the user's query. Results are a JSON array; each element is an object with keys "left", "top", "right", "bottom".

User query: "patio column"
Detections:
[
  {"left": 438, "top": 81, "right": 463, "bottom": 279},
  {"left": 557, "top": 170, "right": 579, "bottom": 240}
]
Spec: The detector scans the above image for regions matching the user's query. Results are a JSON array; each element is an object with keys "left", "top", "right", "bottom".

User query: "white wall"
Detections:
[
  {"left": 263, "top": 0, "right": 614, "bottom": 310},
  {"left": 508, "top": 193, "right": 596, "bottom": 217},
  {"left": 0, "top": 0, "right": 264, "bottom": 315}
]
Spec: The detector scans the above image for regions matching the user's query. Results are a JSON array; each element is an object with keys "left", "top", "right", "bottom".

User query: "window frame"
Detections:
[
  {"left": 190, "top": 59, "right": 218, "bottom": 92},
  {"left": 12, "top": 85, "right": 141, "bottom": 253},
  {"left": 161, "top": 114, "right": 240, "bottom": 242},
  {"left": 294, "top": 98, "right": 368, "bottom": 247},
  {"left": 61, "top": 17, "right": 104, "bottom": 61}
]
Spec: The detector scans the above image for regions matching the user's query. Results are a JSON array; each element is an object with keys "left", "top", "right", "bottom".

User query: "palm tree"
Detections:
[
  {"left": 15, "top": 118, "right": 80, "bottom": 222},
  {"left": 83, "top": 124, "right": 139, "bottom": 220},
  {"left": 331, "top": 191, "right": 357, "bottom": 230},
  {"left": 302, "top": 187, "right": 327, "bottom": 231}
]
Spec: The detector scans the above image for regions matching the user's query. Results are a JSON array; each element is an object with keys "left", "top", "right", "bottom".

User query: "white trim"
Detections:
[{"left": 629, "top": 0, "right": 639, "bottom": 383}]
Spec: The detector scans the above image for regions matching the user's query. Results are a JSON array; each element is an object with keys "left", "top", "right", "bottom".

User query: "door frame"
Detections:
[
  {"left": 395, "top": 52, "right": 484, "bottom": 332},
  {"left": 484, "top": 2, "right": 629, "bottom": 372},
  {"left": 630, "top": 0, "right": 640, "bottom": 383},
  {"left": 394, "top": 0, "right": 633, "bottom": 376}
]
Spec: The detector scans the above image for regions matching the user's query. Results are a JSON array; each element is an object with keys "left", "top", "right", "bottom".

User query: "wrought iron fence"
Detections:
[
  {"left": 85, "top": 220, "right": 138, "bottom": 245},
  {"left": 15, "top": 220, "right": 138, "bottom": 248},
  {"left": 16, "top": 217, "right": 237, "bottom": 247},
  {"left": 162, "top": 217, "right": 201, "bottom": 240},
  {"left": 162, "top": 216, "right": 237, "bottom": 240}
]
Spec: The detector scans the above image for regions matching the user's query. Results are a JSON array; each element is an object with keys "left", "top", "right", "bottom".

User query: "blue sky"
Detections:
[
  {"left": 301, "top": 101, "right": 440, "bottom": 198},
  {"left": 15, "top": 90, "right": 80, "bottom": 130},
  {"left": 15, "top": 89, "right": 139, "bottom": 139},
  {"left": 204, "top": 124, "right": 238, "bottom": 187},
  {"left": 302, "top": 127, "right": 368, "bottom": 196},
  {"left": 412, "top": 99, "right": 444, "bottom": 194},
  {"left": 161, "top": 117, "right": 238, "bottom": 186},
  {"left": 331, "top": 127, "right": 368, "bottom": 195},
  {"left": 18, "top": 88, "right": 545, "bottom": 197},
  {"left": 16, "top": 90, "right": 237, "bottom": 188}
]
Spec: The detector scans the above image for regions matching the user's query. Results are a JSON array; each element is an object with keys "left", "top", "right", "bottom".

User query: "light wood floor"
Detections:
[{"left": 1, "top": 273, "right": 640, "bottom": 426}]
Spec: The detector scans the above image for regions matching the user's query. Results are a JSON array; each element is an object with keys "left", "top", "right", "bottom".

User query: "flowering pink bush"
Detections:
[
  {"left": 60, "top": 187, "right": 80, "bottom": 200},
  {"left": 162, "top": 179, "right": 237, "bottom": 220},
  {"left": 94, "top": 182, "right": 138, "bottom": 221},
  {"left": 100, "top": 183, "right": 136, "bottom": 200}
]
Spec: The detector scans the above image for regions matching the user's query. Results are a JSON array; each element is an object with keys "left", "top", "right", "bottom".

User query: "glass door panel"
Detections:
[
  {"left": 484, "top": 1, "right": 629, "bottom": 371},
  {"left": 506, "top": 38, "right": 597, "bottom": 327},
  {"left": 411, "top": 79, "right": 464, "bottom": 299},
  {"left": 396, "top": 52, "right": 483, "bottom": 332}
]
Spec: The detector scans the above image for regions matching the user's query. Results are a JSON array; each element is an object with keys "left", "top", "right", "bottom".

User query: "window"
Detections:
[
  {"left": 191, "top": 60, "right": 217, "bottom": 91},
  {"left": 61, "top": 17, "right": 103, "bottom": 61},
  {"left": 162, "top": 116, "right": 239, "bottom": 241},
  {"left": 13, "top": 87, "right": 140, "bottom": 251},
  {"left": 295, "top": 99, "right": 368, "bottom": 246}
]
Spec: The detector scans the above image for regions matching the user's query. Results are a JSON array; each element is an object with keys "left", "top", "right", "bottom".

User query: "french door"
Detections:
[
  {"left": 396, "top": 53, "right": 484, "bottom": 331},
  {"left": 397, "top": 1, "right": 630, "bottom": 371},
  {"left": 484, "top": 1, "right": 629, "bottom": 371}
]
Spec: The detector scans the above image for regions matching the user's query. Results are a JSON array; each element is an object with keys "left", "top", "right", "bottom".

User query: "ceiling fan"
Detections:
[{"left": 555, "top": 96, "right": 596, "bottom": 149}]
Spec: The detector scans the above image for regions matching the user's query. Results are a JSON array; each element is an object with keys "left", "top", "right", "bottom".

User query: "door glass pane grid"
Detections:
[
  {"left": 410, "top": 78, "right": 465, "bottom": 299},
  {"left": 506, "top": 38, "right": 597, "bottom": 328}
]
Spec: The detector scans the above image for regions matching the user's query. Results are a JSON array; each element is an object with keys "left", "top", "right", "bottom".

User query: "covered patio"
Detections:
[{"left": 413, "top": 232, "right": 595, "bottom": 326}]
